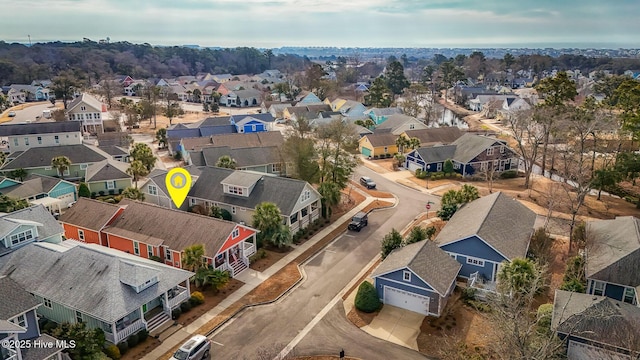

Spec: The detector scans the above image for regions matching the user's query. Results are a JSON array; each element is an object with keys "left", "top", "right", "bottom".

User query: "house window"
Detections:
[
  {"left": 80, "top": 106, "right": 86, "bottom": 111},
  {"left": 500, "top": 146, "right": 505, "bottom": 153},
  {"left": 453, "top": 163, "right": 460, "bottom": 169},
  {"left": 480, "top": 162, "right": 487, "bottom": 171},
  {"left": 37, "top": 136, "right": 42, "bottom": 144},
  {"left": 148, "top": 185, "right": 157, "bottom": 195},
  {"left": 55, "top": 135, "right": 59, "bottom": 144},
  {"left": 466, "top": 257, "right": 485, "bottom": 267},
  {"left": 189, "top": 198, "right": 196, "bottom": 206},
  {"left": 80, "top": 164, "right": 88, "bottom": 170},
  {"left": 43, "top": 298, "right": 52, "bottom": 309},
  {"left": 13, "top": 138, "right": 18, "bottom": 147},
  {"left": 10, "top": 229, "right": 34, "bottom": 246},
  {"left": 165, "top": 249, "right": 172, "bottom": 261},
  {"left": 271, "top": 163, "right": 282, "bottom": 173},
  {"left": 290, "top": 213, "right": 298, "bottom": 224},
  {"left": 593, "top": 281, "right": 605, "bottom": 296},
  {"left": 147, "top": 245, "right": 153, "bottom": 258},
  {"left": 106, "top": 181, "right": 115, "bottom": 190},
  {"left": 403, "top": 270, "right": 411, "bottom": 282},
  {"left": 11, "top": 314, "right": 26, "bottom": 327},
  {"left": 384, "top": 146, "right": 388, "bottom": 153},
  {"left": 133, "top": 241, "right": 140, "bottom": 255},
  {"left": 86, "top": 113, "right": 92, "bottom": 120},
  {"left": 624, "top": 287, "right": 636, "bottom": 304},
  {"left": 301, "top": 207, "right": 308, "bottom": 217},
  {"left": 228, "top": 186, "right": 244, "bottom": 195},
  {"left": 300, "top": 190, "right": 311, "bottom": 203},
  {"left": 24, "top": 137, "right": 29, "bottom": 146},
  {"left": 78, "top": 229, "right": 85, "bottom": 241},
  {"left": 409, "top": 124, "right": 415, "bottom": 129},
  {"left": 75, "top": 311, "right": 83, "bottom": 323},
  {"left": 232, "top": 228, "right": 239, "bottom": 238},
  {"left": 95, "top": 113, "right": 100, "bottom": 120},
  {"left": 252, "top": 125, "right": 256, "bottom": 131},
  {"left": 494, "top": 160, "right": 499, "bottom": 166},
  {"left": 487, "top": 147, "right": 494, "bottom": 156},
  {"left": 437, "top": 163, "right": 442, "bottom": 171}
]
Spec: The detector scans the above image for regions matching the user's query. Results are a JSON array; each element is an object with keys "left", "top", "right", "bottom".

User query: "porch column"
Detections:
[
  {"left": 164, "top": 291, "right": 170, "bottom": 313},
  {"left": 111, "top": 322, "right": 117, "bottom": 344},
  {"left": 185, "top": 279, "right": 191, "bottom": 296}
]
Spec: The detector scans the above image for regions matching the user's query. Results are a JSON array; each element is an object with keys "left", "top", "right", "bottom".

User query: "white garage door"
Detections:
[
  {"left": 383, "top": 286, "right": 430, "bottom": 316},
  {"left": 56, "top": 193, "right": 76, "bottom": 208},
  {"left": 407, "top": 161, "right": 423, "bottom": 173}
]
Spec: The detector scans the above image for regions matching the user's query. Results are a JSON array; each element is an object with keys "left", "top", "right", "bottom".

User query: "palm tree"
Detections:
[
  {"left": 395, "top": 136, "right": 410, "bottom": 154},
  {"left": 122, "top": 187, "right": 145, "bottom": 201},
  {"left": 51, "top": 156, "right": 71, "bottom": 178},
  {"left": 216, "top": 155, "right": 236, "bottom": 169},
  {"left": 317, "top": 181, "right": 341, "bottom": 219},
  {"left": 195, "top": 267, "right": 230, "bottom": 292},
  {"left": 192, "top": 89, "right": 202, "bottom": 103},
  {"left": 182, "top": 244, "right": 205, "bottom": 272},
  {"left": 126, "top": 160, "right": 149, "bottom": 188},
  {"left": 408, "top": 137, "right": 421, "bottom": 150},
  {"left": 9, "top": 168, "right": 27, "bottom": 182},
  {"left": 270, "top": 224, "right": 292, "bottom": 248},
  {"left": 252, "top": 202, "right": 284, "bottom": 245},
  {"left": 459, "top": 184, "right": 480, "bottom": 203}
]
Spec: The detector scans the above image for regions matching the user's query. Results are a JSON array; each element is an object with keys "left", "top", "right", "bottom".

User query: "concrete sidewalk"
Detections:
[{"left": 142, "top": 196, "right": 382, "bottom": 360}]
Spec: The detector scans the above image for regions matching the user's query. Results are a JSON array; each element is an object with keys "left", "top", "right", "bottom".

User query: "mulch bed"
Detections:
[
  {"left": 249, "top": 247, "right": 291, "bottom": 272},
  {"left": 177, "top": 278, "right": 244, "bottom": 326},
  {"left": 346, "top": 307, "right": 379, "bottom": 328}
]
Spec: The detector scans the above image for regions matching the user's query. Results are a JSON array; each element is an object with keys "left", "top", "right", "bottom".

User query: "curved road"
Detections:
[{"left": 208, "top": 166, "right": 437, "bottom": 359}]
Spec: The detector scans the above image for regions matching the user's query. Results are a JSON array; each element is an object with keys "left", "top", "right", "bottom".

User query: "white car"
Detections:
[{"left": 171, "top": 335, "right": 211, "bottom": 360}]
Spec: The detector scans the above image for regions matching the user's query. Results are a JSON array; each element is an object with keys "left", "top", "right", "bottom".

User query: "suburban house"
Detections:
[
  {"left": 220, "top": 89, "right": 262, "bottom": 107},
  {"left": 372, "top": 240, "right": 461, "bottom": 316},
  {"left": 265, "top": 102, "right": 294, "bottom": 120},
  {"left": 1, "top": 144, "right": 108, "bottom": 180},
  {"left": 324, "top": 98, "right": 367, "bottom": 118},
  {"left": 469, "top": 94, "right": 517, "bottom": 112},
  {"left": 584, "top": 216, "right": 640, "bottom": 306},
  {"left": 179, "top": 131, "right": 284, "bottom": 165},
  {"left": 404, "top": 133, "right": 519, "bottom": 176},
  {"left": 283, "top": 104, "right": 332, "bottom": 122},
  {"left": 66, "top": 93, "right": 107, "bottom": 134},
  {"left": 365, "top": 107, "right": 403, "bottom": 125},
  {"left": 0, "top": 174, "right": 78, "bottom": 210},
  {"left": 140, "top": 167, "right": 202, "bottom": 209},
  {"left": 60, "top": 198, "right": 258, "bottom": 276},
  {"left": 0, "top": 241, "right": 194, "bottom": 344},
  {"left": 435, "top": 192, "right": 537, "bottom": 292},
  {"left": 358, "top": 132, "right": 398, "bottom": 158},
  {"left": 187, "top": 167, "right": 322, "bottom": 234},
  {"left": 167, "top": 116, "right": 235, "bottom": 152},
  {"left": 400, "top": 127, "right": 464, "bottom": 147},
  {"left": 1, "top": 84, "right": 50, "bottom": 102},
  {"left": 552, "top": 290, "right": 640, "bottom": 359},
  {"left": 3, "top": 88, "right": 26, "bottom": 104},
  {"left": 297, "top": 92, "right": 323, "bottom": 105},
  {"left": 0, "top": 205, "right": 64, "bottom": 257},
  {"left": 230, "top": 113, "right": 275, "bottom": 133},
  {"left": 0, "top": 276, "right": 65, "bottom": 360},
  {"left": 96, "top": 145, "right": 130, "bottom": 162},
  {"left": 374, "top": 114, "right": 428, "bottom": 135},
  {"left": 497, "top": 97, "right": 534, "bottom": 119},
  {"left": 84, "top": 159, "right": 132, "bottom": 196},
  {"left": 0, "top": 121, "right": 83, "bottom": 153},
  {"left": 189, "top": 146, "right": 284, "bottom": 175}
]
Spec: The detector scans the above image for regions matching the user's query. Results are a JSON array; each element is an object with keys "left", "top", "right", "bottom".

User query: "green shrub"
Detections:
[
  {"left": 91, "top": 192, "right": 97, "bottom": 199},
  {"left": 108, "top": 189, "right": 115, "bottom": 195},
  {"left": 354, "top": 281, "right": 381, "bottom": 313},
  {"left": 461, "top": 287, "right": 477, "bottom": 303},
  {"left": 500, "top": 170, "right": 518, "bottom": 179},
  {"left": 415, "top": 169, "right": 427, "bottom": 179},
  {"left": 180, "top": 301, "right": 192, "bottom": 312},
  {"left": 78, "top": 183, "right": 91, "bottom": 198},
  {"left": 118, "top": 188, "right": 124, "bottom": 195},
  {"left": 126, "top": 333, "right": 139, "bottom": 348},
  {"left": 104, "top": 344, "right": 121, "bottom": 360},
  {"left": 99, "top": 191, "right": 105, "bottom": 196},
  {"left": 171, "top": 308, "right": 181, "bottom": 320},
  {"left": 136, "top": 329, "right": 148, "bottom": 342},
  {"left": 149, "top": 255, "right": 162, "bottom": 263},
  {"left": 624, "top": 195, "right": 638, "bottom": 204},
  {"left": 385, "top": 153, "right": 392, "bottom": 158},
  {"left": 373, "top": 155, "right": 379, "bottom": 160},
  {"left": 116, "top": 342, "right": 129, "bottom": 355},
  {"left": 537, "top": 303, "right": 554, "bottom": 334},
  {"left": 190, "top": 291, "right": 205, "bottom": 305}
]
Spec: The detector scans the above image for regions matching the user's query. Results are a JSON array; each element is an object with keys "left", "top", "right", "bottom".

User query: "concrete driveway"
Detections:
[{"left": 362, "top": 305, "right": 425, "bottom": 351}]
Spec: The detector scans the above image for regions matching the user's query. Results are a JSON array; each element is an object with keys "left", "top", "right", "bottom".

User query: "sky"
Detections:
[{"left": 1, "top": 0, "right": 639, "bottom": 48}]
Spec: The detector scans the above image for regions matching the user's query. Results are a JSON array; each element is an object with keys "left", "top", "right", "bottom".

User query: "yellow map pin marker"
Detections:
[{"left": 166, "top": 167, "right": 191, "bottom": 208}]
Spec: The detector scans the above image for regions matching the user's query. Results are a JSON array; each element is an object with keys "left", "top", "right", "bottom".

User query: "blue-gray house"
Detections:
[
  {"left": 230, "top": 113, "right": 275, "bottom": 133},
  {"left": 372, "top": 240, "right": 461, "bottom": 316},
  {"left": 585, "top": 216, "right": 640, "bottom": 306},
  {"left": 435, "top": 192, "right": 536, "bottom": 288}
]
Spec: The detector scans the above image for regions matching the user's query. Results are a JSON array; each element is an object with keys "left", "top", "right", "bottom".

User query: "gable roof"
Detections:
[
  {"left": 414, "top": 145, "right": 457, "bottom": 163},
  {"left": 585, "top": 216, "right": 640, "bottom": 287},
  {"left": 105, "top": 199, "right": 239, "bottom": 253},
  {"left": 201, "top": 146, "right": 280, "bottom": 168},
  {"left": 0, "top": 242, "right": 193, "bottom": 323},
  {"left": 97, "top": 145, "right": 128, "bottom": 157},
  {"left": 58, "top": 198, "right": 121, "bottom": 232},
  {"left": 451, "top": 133, "right": 506, "bottom": 163},
  {"left": 230, "top": 113, "right": 275, "bottom": 124},
  {"left": 0, "top": 276, "right": 41, "bottom": 320},
  {"left": 372, "top": 240, "right": 461, "bottom": 296},
  {"left": 181, "top": 131, "right": 284, "bottom": 153},
  {"left": 228, "top": 89, "right": 262, "bottom": 98},
  {"left": 0, "top": 174, "right": 72, "bottom": 199},
  {"left": 404, "top": 127, "right": 464, "bottom": 146},
  {"left": 435, "top": 192, "right": 536, "bottom": 260},
  {"left": 188, "top": 167, "right": 313, "bottom": 215},
  {"left": 85, "top": 159, "right": 130, "bottom": 182},
  {"left": 376, "top": 114, "right": 423, "bottom": 131},
  {"left": 366, "top": 107, "right": 403, "bottom": 117},
  {"left": 67, "top": 93, "right": 104, "bottom": 113},
  {"left": 0, "top": 205, "right": 64, "bottom": 241},
  {"left": 1, "top": 144, "right": 107, "bottom": 170},
  {"left": 0, "top": 121, "right": 81, "bottom": 136},
  {"left": 142, "top": 167, "right": 201, "bottom": 198},
  {"left": 552, "top": 290, "right": 640, "bottom": 351},
  {"left": 362, "top": 132, "right": 397, "bottom": 148},
  {"left": 97, "top": 132, "right": 131, "bottom": 147}
]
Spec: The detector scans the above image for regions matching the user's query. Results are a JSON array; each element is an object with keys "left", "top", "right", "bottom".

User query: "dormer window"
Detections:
[
  {"left": 229, "top": 186, "right": 244, "bottom": 195},
  {"left": 10, "top": 229, "right": 34, "bottom": 246},
  {"left": 300, "top": 190, "right": 311, "bottom": 203}
]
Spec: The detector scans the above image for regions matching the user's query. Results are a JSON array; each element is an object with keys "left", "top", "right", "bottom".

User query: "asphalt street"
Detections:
[
  {"left": 4, "top": 102, "right": 56, "bottom": 124},
  {"left": 208, "top": 166, "right": 438, "bottom": 359}
]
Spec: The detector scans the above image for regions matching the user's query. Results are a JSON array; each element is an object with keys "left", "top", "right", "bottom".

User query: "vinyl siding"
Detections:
[
  {"left": 8, "top": 132, "right": 82, "bottom": 152},
  {"left": 14, "top": 310, "right": 40, "bottom": 340},
  {"left": 440, "top": 236, "right": 507, "bottom": 263},
  {"left": 49, "top": 181, "right": 77, "bottom": 200},
  {"left": 62, "top": 224, "right": 101, "bottom": 244},
  {"left": 106, "top": 234, "right": 139, "bottom": 257},
  {"left": 33, "top": 294, "right": 110, "bottom": 332},
  {"left": 87, "top": 179, "right": 132, "bottom": 195},
  {"left": 376, "top": 268, "right": 434, "bottom": 291}
]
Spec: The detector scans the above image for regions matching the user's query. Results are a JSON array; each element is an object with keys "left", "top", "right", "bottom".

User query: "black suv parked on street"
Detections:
[{"left": 348, "top": 211, "right": 369, "bottom": 231}]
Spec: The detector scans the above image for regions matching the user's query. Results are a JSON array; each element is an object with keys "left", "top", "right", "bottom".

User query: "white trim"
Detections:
[
  {"left": 133, "top": 241, "right": 140, "bottom": 255},
  {"left": 438, "top": 235, "right": 511, "bottom": 262},
  {"left": 78, "top": 229, "right": 85, "bottom": 241},
  {"left": 382, "top": 285, "right": 434, "bottom": 316},
  {"left": 403, "top": 270, "right": 411, "bottom": 282},
  {"left": 375, "top": 271, "right": 445, "bottom": 296},
  {"left": 466, "top": 256, "right": 485, "bottom": 267}
]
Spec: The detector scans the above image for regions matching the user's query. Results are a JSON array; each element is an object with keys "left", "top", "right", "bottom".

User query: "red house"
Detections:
[{"left": 58, "top": 198, "right": 258, "bottom": 276}]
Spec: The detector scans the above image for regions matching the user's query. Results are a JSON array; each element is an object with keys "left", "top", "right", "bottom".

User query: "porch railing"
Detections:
[
  {"left": 107, "top": 318, "right": 145, "bottom": 344},
  {"left": 168, "top": 286, "right": 189, "bottom": 309},
  {"left": 243, "top": 242, "right": 256, "bottom": 257},
  {"left": 1, "top": 348, "right": 18, "bottom": 360},
  {"left": 467, "top": 272, "right": 497, "bottom": 300}
]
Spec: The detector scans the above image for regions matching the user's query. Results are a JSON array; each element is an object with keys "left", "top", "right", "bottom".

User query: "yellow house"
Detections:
[
  {"left": 324, "top": 98, "right": 348, "bottom": 111},
  {"left": 358, "top": 133, "right": 399, "bottom": 157}
]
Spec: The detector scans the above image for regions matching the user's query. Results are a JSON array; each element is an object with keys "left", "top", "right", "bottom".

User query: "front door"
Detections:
[{"left": 142, "top": 304, "right": 147, "bottom": 313}]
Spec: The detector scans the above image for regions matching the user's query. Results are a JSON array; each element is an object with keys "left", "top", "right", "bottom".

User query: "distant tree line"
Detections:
[{"left": 0, "top": 41, "right": 311, "bottom": 85}]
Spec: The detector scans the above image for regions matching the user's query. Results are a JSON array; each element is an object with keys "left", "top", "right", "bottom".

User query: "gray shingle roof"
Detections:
[
  {"left": 188, "top": 167, "right": 311, "bottom": 215},
  {"left": 105, "top": 199, "right": 238, "bottom": 254},
  {"left": 375, "top": 114, "right": 421, "bottom": 131},
  {"left": 221, "top": 171, "right": 264, "bottom": 188},
  {"left": 367, "top": 107, "right": 403, "bottom": 117},
  {"left": 371, "top": 240, "right": 461, "bottom": 296},
  {"left": 0, "top": 122, "right": 81, "bottom": 136},
  {"left": 552, "top": 290, "right": 640, "bottom": 350},
  {"left": 231, "top": 113, "right": 275, "bottom": 123},
  {"left": 142, "top": 167, "right": 201, "bottom": 199},
  {"left": 0, "top": 242, "right": 193, "bottom": 323},
  {"left": 415, "top": 145, "right": 457, "bottom": 164},
  {"left": 435, "top": 192, "right": 536, "bottom": 260},
  {"left": 97, "top": 145, "right": 128, "bottom": 156},
  {"left": 58, "top": 198, "right": 121, "bottom": 232},
  {"left": 0, "top": 205, "right": 64, "bottom": 241},
  {"left": 67, "top": 93, "right": 103, "bottom": 112},
  {"left": 1, "top": 144, "right": 107, "bottom": 171},
  {"left": 85, "top": 159, "right": 130, "bottom": 182},
  {"left": 404, "top": 128, "right": 464, "bottom": 146},
  {"left": 0, "top": 276, "right": 41, "bottom": 320},
  {"left": 585, "top": 216, "right": 640, "bottom": 287},
  {"left": 20, "top": 334, "right": 64, "bottom": 360},
  {"left": 202, "top": 146, "right": 280, "bottom": 168},
  {"left": 363, "top": 133, "right": 397, "bottom": 147},
  {"left": 451, "top": 133, "right": 506, "bottom": 163}
]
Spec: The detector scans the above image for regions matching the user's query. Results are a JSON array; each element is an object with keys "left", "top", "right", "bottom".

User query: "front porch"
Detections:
[
  {"left": 211, "top": 237, "right": 256, "bottom": 277},
  {"left": 289, "top": 200, "right": 320, "bottom": 234},
  {"left": 467, "top": 271, "right": 497, "bottom": 300}
]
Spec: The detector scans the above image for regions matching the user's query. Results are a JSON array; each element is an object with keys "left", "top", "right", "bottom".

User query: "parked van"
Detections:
[{"left": 42, "top": 109, "right": 51, "bottom": 118}]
